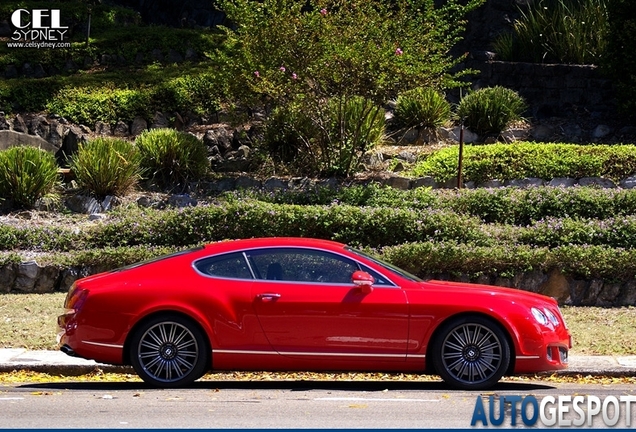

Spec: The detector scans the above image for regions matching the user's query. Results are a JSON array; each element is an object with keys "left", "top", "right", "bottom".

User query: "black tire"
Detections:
[
  {"left": 129, "top": 314, "right": 209, "bottom": 387},
  {"left": 431, "top": 316, "right": 510, "bottom": 390}
]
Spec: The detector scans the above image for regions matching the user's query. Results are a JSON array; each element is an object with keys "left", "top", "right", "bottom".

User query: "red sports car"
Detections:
[{"left": 58, "top": 237, "right": 571, "bottom": 390}]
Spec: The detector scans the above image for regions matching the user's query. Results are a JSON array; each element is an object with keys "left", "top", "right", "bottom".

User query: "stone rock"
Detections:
[
  {"left": 151, "top": 49, "right": 164, "bottom": 62},
  {"left": 32, "top": 266, "right": 60, "bottom": 293},
  {"left": 411, "top": 176, "right": 437, "bottom": 189},
  {"left": 14, "top": 261, "right": 41, "bottom": 292},
  {"left": 113, "top": 121, "right": 129, "bottom": 137},
  {"left": 519, "top": 270, "right": 548, "bottom": 294},
  {"left": 501, "top": 128, "right": 528, "bottom": 142},
  {"left": 27, "top": 115, "right": 50, "bottom": 138},
  {"left": 317, "top": 177, "right": 339, "bottom": 189},
  {"left": 618, "top": 280, "right": 636, "bottom": 306},
  {"left": 596, "top": 282, "right": 621, "bottom": 307},
  {"left": 581, "top": 279, "right": 604, "bottom": 306},
  {"left": 264, "top": 177, "right": 287, "bottom": 191},
  {"left": 203, "top": 128, "right": 233, "bottom": 155},
  {"left": 4, "top": 64, "right": 18, "bottom": 79},
  {"left": 0, "top": 112, "right": 10, "bottom": 130},
  {"left": 578, "top": 177, "right": 616, "bottom": 188},
  {"left": 383, "top": 176, "right": 410, "bottom": 190},
  {"left": 167, "top": 194, "right": 198, "bottom": 208},
  {"left": 530, "top": 125, "right": 553, "bottom": 141},
  {"left": 235, "top": 175, "right": 261, "bottom": 189},
  {"left": 548, "top": 177, "right": 577, "bottom": 188},
  {"left": 237, "top": 145, "right": 250, "bottom": 158},
  {"left": 57, "top": 125, "right": 86, "bottom": 164},
  {"left": 479, "top": 179, "right": 504, "bottom": 188},
  {"left": 399, "top": 129, "right": 419, "bottom": 144},
  {"left": 0, "top": 264, "right": 16, "bottom": 293},
  {"left": 65, "top": 195, "right": 102, "bottom": 214},
  {"left": 94, "top": 121, "right": 112, "bottom": 135},
  {"left": 619, "top": 176, "right": 636, "bottom": 189},
  {"left": 151, "top": 112, "right": 170, "bottom": 129},
  {"left": 567, "top": 278, "right": 589, "bottom": 306},
  {"left": 167, "top": 49, "right": 184, "bottom": 63},
  {"left": 504, "top": 177, "right": 544, "bottom": 188},
  {"left": 89, "top": 213, "right": 108, "bottom": 221},
  {"left": 539, "top": 270, "right": 570, "bottom": 304},
  {"left": 11, "top": 114, "right": 28, "bottom": 133},
  {"left": 444, "top": 126, "right": 478, "bottom": 143},
  {"left": 0, "top": 130, "right": 57, "bottom": 153},
  {"left": 47, "top": 120, "right": 66, "bottom": 148},
  {"left": 207, "top": 178, "right": 237, "bottom": 192},
  {"left": 130, "top": 117, "right": 148, "bottom": 136},
  {"left": 397, "top": 150, "right": 416, "bottom": 163},
  {"left": 592, "top": 124, "right": 611, "bottom": 139}
]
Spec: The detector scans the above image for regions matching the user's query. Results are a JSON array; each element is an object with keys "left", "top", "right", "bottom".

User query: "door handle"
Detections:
[{"left": 256, "top": 293, "right": 281, "bottom": 302}]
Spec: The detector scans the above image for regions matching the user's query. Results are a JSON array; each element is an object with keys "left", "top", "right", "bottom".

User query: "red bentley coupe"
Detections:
[{"left": 58, "top": 237, "right": 571, "bottom": 389}]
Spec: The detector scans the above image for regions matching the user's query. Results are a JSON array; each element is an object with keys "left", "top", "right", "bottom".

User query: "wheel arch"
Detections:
[
  {"left": 424, "top": 312, "right": 516, "bottom": 376},
  {"left": 122, "top": 310, "right": 212, "bottom": 369}
]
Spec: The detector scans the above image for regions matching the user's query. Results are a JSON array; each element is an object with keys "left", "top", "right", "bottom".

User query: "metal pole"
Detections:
[
  {"left": 86, "top": 7, "right": 92, "bottom": 47},
  {"left": 457, "top": 118, "right": 464, "bottom": 189}
]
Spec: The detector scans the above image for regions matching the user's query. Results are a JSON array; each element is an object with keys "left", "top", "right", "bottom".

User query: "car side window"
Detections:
[
  {"left": 247, "top": 248, "right": 359, "bottom": 284},
  {"left": 194, "top": 252, "right": 253, "bottom": 279},
  {"left": 358, "top": 264, "right": 393, "bottom": 286}
]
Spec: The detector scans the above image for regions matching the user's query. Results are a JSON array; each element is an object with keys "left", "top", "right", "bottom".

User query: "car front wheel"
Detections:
[
  {"left": 432, "top": 316, "right": 510, "bottom": 390},
  {"left": 130, "top": 314, "right": 209, "bottom": 387}
]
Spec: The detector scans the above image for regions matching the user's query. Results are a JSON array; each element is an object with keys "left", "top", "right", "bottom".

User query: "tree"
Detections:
[{"left": 218, "top": 0, "right": 484, "bottom": 175}]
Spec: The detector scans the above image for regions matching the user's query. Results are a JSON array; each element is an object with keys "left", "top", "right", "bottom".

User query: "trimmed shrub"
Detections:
[
  {"left": 457, "top": 87, "right": 527, "bottom": 137},
  {"left": 411, "top": 143, "right": 636, "bottom": 184},
  {"left": 393, "top": 87, "right": 451, "bottom": 130},
  {"left": 0, "top": 146, "right": 59, "bottom": 209},
  {"left": 135, "top": 128, "right": 208, "bottom": 188},
  {"left": 70, "top": 138, "right": 144, "bottom": 199}
]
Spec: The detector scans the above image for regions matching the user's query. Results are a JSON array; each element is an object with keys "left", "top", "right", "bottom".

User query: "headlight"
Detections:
[
  {"left": 531, "top": 307, "right": 549, "bottom": 326},
  {"left": 544, "top": 308, "right": 560, "bottom": 326}
]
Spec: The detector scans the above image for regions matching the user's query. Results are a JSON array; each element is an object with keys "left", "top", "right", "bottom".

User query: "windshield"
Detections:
[{"left": 347, "top": 247, "right": 423, "bottom": 282}]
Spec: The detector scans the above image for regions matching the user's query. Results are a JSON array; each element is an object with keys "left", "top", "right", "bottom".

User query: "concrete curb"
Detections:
[{"left": 1, "top": 349, "right": 636, "bottom": 377}]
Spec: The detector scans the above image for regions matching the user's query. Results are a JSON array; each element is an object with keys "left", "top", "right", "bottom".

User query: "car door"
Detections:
[{"left": 249, "top": 247, "right": 409, "bottom": 362}]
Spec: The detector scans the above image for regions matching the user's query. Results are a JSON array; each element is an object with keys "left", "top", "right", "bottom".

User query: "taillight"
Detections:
[{"left": 64, "top": 284, "right": 88, "bottom": 311}]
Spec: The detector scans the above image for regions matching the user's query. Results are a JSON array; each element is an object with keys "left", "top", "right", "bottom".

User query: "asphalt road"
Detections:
[{"left": 2, "top": 379, "right": 636, "bottom": 429}]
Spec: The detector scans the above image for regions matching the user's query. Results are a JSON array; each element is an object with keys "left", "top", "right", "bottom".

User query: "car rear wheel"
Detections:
[
  {"left": 431, "top": 316, "right": 510, "bottom": 390},
  {"left": 130, "top": 315, "right": 209, "bottom": 387}
]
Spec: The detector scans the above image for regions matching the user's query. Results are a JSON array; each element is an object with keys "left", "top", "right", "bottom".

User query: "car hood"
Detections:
[{"left": 421, "top": 279, "right": 558, "bottom": 307}]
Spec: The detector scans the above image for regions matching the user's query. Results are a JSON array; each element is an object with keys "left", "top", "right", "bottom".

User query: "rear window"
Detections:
[{"left": 194, "top": 252, "right": 253, "bottom": 279}]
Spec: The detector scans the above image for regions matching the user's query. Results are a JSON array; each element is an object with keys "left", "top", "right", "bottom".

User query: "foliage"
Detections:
[
  {"left": 604, "top": 0, "right": 636, "bottom": 119},
  {"left": 70, "top": 137, "right": 144, "bottom": 199},
  {"left": 393, "top": 87, "right": 451, "bottom": 130},
  {"left": 493, "top": 0, "right": 609, "bottom": 64},
  {"left": 47, "top": 85, "right": 152, "bottom": 126},
  {"left": 135, "top": 128, "right": 209, "bottom": 189},
  {"left": 410, "top": 143, "right": 636, "bottom": 184},
  {"left": 0, "top": 146, "right": 59, "bottom": 209},
  {"left": 218, "top": 0, "right": 484, "bottom": 175},
  {"left": 456, "top": 86, "right": 527, "bottom": 137}
]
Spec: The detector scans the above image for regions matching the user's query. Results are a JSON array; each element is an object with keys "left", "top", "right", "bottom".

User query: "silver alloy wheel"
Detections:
[
  {"left": 439, "top": 322, "right": 503, "bottom": 386},
  {"left": 136, "top": 321, "right": 200, "bottom": 384}
]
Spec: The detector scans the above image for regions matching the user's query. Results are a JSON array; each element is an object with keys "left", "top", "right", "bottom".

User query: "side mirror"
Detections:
[{"left": 352, "top": 270, "right": 375, "bottom": 294}]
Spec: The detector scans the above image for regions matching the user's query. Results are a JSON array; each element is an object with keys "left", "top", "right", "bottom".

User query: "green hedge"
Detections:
[
  {"left": 410, "top": 143, "right": 636, "bottom": 183},
  {"left": 5, "top": 242, "right": 635, "bottom": 281},
  {"left": 227, "top": 183, "right": 636, "bottom": 225}
]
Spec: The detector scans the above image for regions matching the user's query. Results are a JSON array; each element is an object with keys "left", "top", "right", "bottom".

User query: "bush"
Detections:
[
  {"left": 493, "top": 0, "right": 609, "bottom": 64},
  {"left": 46, "top": 85, "right": 152, "bottom": 126},
  {"left": 0, "top": 146, "right": 59, "bottom": 209},
  {"left": 457, "top": 86, "right": 527, "bottom": 137},
  {"left": 411, "top": 143, "right": 636, "bottom": 184},
  {"left": 70, "top": 138, "right": 144, "bottom": 199},
  {"left": 393, "top": 87, "right": 451, "bottom": 130},
  {"left": 135, "top": 128, "right": 209, "bottom": 189}
]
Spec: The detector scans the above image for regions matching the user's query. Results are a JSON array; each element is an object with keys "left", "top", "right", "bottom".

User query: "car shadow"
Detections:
[{"left": 20, "top": 379, "right": 554, "bottom": 392}]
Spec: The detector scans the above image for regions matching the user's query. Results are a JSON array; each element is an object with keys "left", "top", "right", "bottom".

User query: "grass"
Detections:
[{"left": 0, "top": 293, "right": 634, "bottom": 356}]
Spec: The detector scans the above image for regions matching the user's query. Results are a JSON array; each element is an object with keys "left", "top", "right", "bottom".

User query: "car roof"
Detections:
[{"left": 202, "top": 237, "right": 347, "bottom": 254}]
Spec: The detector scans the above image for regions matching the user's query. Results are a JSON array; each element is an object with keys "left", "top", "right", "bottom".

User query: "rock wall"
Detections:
[{"left": 3, "top": 260, "right": 635, "bottom": 307}]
